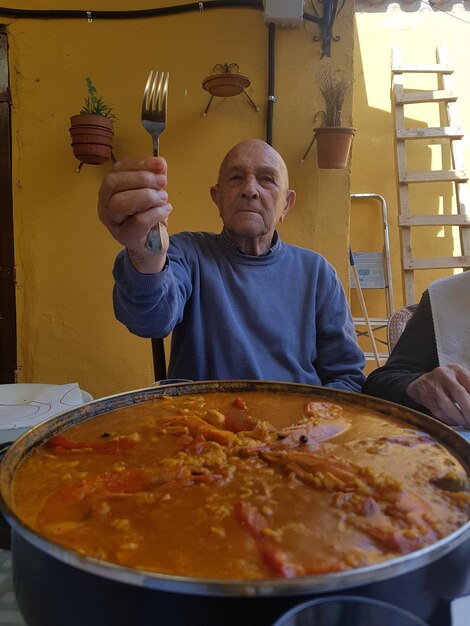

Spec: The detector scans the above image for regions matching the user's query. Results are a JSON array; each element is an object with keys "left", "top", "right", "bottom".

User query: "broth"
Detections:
[{"left": 11, "top": 391, "right": 470, "bottom": 579}]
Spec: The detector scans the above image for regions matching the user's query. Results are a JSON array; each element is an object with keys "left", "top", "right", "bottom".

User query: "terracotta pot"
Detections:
[
  {"left": 202, "top": 73, "right": 250, "bottom": 97},
  {"left": 314, "top": 126, "right": 356, "bottom": 169},
  {"left": 69, "top": 114, "right": 114, "bottom": 165}
]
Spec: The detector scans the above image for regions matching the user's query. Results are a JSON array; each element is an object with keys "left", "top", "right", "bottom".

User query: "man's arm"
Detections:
[
  {"left": 315, "top": 276, "right": 366, "bottom": 392},
  {"left": 362, "top": 291, "right": 437, "bottom": 410},
  {"left": 98, "top": 156, "right": 182, "bottom": 338},
  {"left": 363, "top": 290, "right": 470, "bottom": 426},
  {"left": 112, "top": 236, "right": 194, "bottom": 339}
]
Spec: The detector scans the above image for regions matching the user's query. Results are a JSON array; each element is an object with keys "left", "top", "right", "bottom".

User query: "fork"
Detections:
[{"left": 141, "top": 70, "right": 169, "bottom": 252}]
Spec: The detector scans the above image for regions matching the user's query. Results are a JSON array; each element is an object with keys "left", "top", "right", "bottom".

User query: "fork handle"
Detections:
[
  {"left": 145, "top": 139, "right": 163, "bottom": 252},
  {"left": 146, "top": 223, "right": 163, "bottom": 253}
]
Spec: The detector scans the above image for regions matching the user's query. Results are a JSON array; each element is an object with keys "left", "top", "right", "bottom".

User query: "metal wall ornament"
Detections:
[
  {"left": 202, "top": 63, "right": 259, "bottom": 116},
  {"left": 304, "top": 0, "right": 345, "bottom": 58}
]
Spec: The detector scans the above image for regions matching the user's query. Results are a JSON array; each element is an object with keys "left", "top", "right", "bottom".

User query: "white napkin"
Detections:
[
  {"left": 0, "top": 383, "right": 84, "bottom": 430},
  {"left": 428, "top": 271, "right": 470, "bottom": 370}
]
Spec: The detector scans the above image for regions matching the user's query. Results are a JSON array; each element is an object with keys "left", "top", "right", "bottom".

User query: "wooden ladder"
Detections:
[{"left": 391, "top": 44, "right": 470, "bottom": 305}]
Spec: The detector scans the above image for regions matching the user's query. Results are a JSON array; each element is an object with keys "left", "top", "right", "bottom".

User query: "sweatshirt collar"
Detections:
[{"left": 221, "top": 229, "right": 279, "bottom": 256}]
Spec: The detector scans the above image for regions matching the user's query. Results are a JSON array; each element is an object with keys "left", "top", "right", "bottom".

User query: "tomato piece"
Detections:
[{"left": 233, "top": 396, "right": 248, "bottom": 411}]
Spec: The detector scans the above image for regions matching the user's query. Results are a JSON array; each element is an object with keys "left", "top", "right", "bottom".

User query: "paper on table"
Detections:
[{"left": 0, "top": 383, "right": 84, "bottom": 430}]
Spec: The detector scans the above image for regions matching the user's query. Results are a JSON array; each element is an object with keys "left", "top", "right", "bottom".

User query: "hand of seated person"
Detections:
[
  {"left": 98, "top": 156, "right": 172, "bottom": 274},
  {"left": 406, "top": 364, "right": 470, "bottom": 428}
]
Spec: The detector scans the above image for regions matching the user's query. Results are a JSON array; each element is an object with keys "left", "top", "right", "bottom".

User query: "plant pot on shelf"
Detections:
[
  {"left": 69, "top": 114, "right": 114, "bottom": 165},
  {"left": 314, "top": 126, "right": 356, "bottom": 169}
]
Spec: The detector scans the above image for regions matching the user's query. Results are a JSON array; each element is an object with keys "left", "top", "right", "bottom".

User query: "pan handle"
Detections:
[
  {"left": 0, "top": 441, "right": 13, "bottom": 549},
  {"left": 0, "top": 441, "right": 13, "bottom": 460}
]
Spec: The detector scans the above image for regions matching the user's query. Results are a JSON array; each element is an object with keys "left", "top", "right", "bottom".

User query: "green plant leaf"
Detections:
[{"left": 80, "top": 77, "right": 117, "bottom": 120}]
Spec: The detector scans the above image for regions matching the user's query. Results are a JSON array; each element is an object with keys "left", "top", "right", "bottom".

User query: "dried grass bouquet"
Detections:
[{"left": 315, "top": 62, "right": 351, "bottom": 127}]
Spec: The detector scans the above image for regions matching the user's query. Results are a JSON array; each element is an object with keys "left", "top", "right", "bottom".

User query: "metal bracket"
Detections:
[{"left": 304, "top": 0, "right": 345, "bottom": 58}]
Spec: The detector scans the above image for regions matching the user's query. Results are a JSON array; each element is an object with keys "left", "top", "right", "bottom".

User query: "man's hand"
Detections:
[
  {"left": 98, "top": 157, "right": 173, "bottom": 273},
  {"left": 406, "top": 364, "right": 470, "bottom": 427}
]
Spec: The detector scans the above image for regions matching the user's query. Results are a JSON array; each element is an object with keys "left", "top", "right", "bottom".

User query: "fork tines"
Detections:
[{"left": 142, "top": 70, "right": 169, "bottom": 116}]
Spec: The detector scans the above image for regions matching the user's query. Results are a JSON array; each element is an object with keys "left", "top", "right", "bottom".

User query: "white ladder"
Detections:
[{"left": 391, "top": 44, "right": 470, "bottom": 305}]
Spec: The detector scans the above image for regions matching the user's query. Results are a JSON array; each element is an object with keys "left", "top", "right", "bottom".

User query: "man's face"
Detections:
[{"left": 210, "top": 140, "right": 295, "bottom": 243}]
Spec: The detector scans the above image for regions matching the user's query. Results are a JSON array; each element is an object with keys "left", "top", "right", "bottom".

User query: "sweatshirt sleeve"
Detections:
[
  {"left": 362, "top": 291, "right": 438, "bottom": 411},
  {"left": 314, "top": 270, "right": 366, "bottom": 392},
  {"left": 112, "top": 248, "right": 190, "bottom": 338}
]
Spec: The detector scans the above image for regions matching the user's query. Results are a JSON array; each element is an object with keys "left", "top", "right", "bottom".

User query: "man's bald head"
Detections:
[{"left": 217, "top": 139, "right": 290, "bottom": 188}]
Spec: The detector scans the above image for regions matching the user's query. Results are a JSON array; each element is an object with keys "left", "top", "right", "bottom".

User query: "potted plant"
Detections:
[
  {"left": 310, "top": 63, "right": 355, "bottom": 169},
  {"left": 69, "top": 77, "right": 117, "bottom": 165}
]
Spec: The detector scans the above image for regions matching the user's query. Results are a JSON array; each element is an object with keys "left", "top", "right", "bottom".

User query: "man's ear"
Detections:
[
  {"left": 279, "top": 189, "right": 296, "bottom": 223},
  {"left": 210, "top": 185, "right": 220, "bottom": 208}
]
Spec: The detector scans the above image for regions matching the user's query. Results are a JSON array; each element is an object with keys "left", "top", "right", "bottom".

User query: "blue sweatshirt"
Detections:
[{"left": 113, "top": 231, "right": 365, "bottom": 391}]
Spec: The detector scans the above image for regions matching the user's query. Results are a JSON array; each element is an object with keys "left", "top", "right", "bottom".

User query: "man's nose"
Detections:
[{"left": 241, "top": 176, "right": 259, "bottom": 199}]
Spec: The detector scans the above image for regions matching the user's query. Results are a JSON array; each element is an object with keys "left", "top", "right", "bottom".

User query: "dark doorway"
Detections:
[{"left": 0, "top": 27, "right": 17, "bottom": 383}]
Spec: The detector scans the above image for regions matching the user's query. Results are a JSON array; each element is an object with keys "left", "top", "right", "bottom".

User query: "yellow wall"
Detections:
[
  {"left": 3, "top": 2, "right": 354, "bottom": 398},
  {"left": 353, "top": 3, "right": 470, "bottom": 316}
]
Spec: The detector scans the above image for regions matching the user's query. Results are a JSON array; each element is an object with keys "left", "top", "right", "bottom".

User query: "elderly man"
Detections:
[
  {"left": 98, "top": 139, "right": 365, "bottom": 389},
  {"left": 363, "top": 271, "right": 470, "bottom": 428}
]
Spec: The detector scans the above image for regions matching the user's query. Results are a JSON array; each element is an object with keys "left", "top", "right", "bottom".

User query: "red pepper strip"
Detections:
[
  {"left": 234, "top": 500, "right": 298, "bottom": 578},
  {"left": 223, "top": 414, "right": 257, "bottom": 433},
  {"left": 233, "top": 396, "right": 248, "bottom": 411},
  {"left": 257, "top": 543, "right": 298, "bottom": 578},
  {"left": 235, "top": 500, "right": 266, "bottom": 538},
  {"left": 355, "top": 516, "right": 438, "bottom": 554},
  {"left": 47, "top": 434, "right": 137, "bottom": 453}
]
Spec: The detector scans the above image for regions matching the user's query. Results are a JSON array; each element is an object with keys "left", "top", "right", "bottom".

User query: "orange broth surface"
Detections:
[{"left": 11, "top": 391, "right": 470, "bottom": 579}]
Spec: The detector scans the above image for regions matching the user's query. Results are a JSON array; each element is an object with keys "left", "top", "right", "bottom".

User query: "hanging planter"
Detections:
[
  {"left": 202, "top": 65, "right": 250, "bottom": 97},
  {"left": 201, "top": 63, "right": 259, "bottom": 116},
  {"left": 302, "top": 62, "right": 355, "bottom": 169},
  {"left": 314, "top": 125, "right": 356, "bottom": 169},
  {"left": 69, "top": 77, "right": 117, "bottom": 167},
  {"left": 69, "top": 114, "right": 114, "bottom": 165}
]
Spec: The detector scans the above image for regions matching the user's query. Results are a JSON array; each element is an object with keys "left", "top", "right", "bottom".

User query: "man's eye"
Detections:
[
  {"left": 260, "top": 176, "right": 274, "bottom": 183},
  {"left": 230, "top": 175, "right": 242, "bottom": 181}
]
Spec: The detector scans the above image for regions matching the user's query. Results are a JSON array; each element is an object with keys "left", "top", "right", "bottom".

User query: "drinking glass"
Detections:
[{"left": 273, "top": 595, "right": 429, "bottom": 626}]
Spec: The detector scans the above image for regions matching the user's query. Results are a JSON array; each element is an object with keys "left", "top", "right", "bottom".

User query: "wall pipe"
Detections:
[
  {"left": 0, "top": 1, "right": 263, "bottom": 20},
  {"left": 266, "top": 22, "right": 275, "bottom": 146},
  {"left": 0, "top": 2, "right": 339, "bottom": 60}
]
